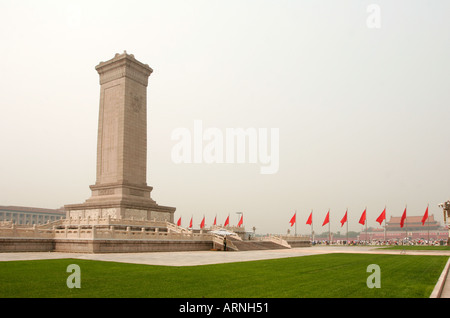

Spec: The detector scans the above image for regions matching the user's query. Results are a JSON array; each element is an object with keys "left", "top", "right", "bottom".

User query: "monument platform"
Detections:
[{"left": 0, "top": 52, "right": 310, "bottom": 254}]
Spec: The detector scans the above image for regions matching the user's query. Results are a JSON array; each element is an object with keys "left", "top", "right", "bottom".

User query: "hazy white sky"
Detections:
[{"left": 1, "top": 0, "right": 449, "bottom": 235}]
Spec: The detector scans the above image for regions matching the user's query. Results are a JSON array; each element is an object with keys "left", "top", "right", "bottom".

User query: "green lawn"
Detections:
[{"left": 0, "top": 253, "right": 447, "bottom": 298}]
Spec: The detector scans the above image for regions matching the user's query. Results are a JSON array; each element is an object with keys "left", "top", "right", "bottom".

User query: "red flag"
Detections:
[
  {"left": 289, "top": 213, "right": 296, "bottom": 227},
  {"left": 359, "top": 209, "right": 366, "bottom": 225},
  {"left": 400, "top": 207, "right": 407, "bottom": 228},
  {"left": 213, "top": 216, "right": 217, "bottom": 226},
  {"left": 224, "top": 215, "right": 229, "bottom": 227},
  {"left": 177, "top": 217, "right": 181, "bottom": 226},
  {"left": 189, "top": 216, "right": 193, "bottom": 228},
  {"left": 306, "top": 212, "right": 312, "bottom": 225},
  {"left": 237, "top": 215, "right": 243, "bottom": 227},
  {"left": 322, "top": 210, "right": 330, "bottom": 226},
  {"left": 376, "top": 208, "right": 386, "bottom": 225},
  {"left": 421, "top": 206, "right": 428, "bottom": 226},
  {"left": 340, "top": 210, "right": 348, "bottom": 227},
  {"left": 200, "top": 216, "right": 205, "bottom": 229}
]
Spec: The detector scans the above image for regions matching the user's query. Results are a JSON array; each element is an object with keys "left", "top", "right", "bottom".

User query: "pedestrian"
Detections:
[{"left": 223, "top": 236, "right": 227, "bottom": 251}]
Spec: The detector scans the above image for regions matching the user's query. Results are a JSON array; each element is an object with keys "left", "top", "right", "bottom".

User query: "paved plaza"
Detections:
[{"left": 0, "top": 245, "right": 448, "bottom": 265}]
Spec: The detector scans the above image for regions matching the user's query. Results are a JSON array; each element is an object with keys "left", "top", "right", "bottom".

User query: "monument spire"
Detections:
[{"left": 65, "top": 52, "right": 175, "bottom": 222}]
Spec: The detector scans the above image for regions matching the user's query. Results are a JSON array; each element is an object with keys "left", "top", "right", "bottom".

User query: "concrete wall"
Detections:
[
  {"left": 91, "top": 239, "right": 213, "bottom": 253},
  {"left": 0, "top": 237, "right": 213, "bottom": 254},
  {"left": 0, "top": 238, "right": 54, "bottom": 252}
]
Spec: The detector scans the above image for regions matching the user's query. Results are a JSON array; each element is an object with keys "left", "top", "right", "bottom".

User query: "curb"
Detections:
[{"left": 430, "top": 256, "right": 450, "bottom": 298}]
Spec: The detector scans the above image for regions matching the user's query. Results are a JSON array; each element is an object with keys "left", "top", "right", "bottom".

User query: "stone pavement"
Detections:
[
  {"left": 442, "top": 276, "right": 450, "bottom": 297},
  {"left": 0, "top": 246, "right": 449, "bottom": 297},
  {"left": 1, "top": 246, "right": 448, "bottom": 265}
]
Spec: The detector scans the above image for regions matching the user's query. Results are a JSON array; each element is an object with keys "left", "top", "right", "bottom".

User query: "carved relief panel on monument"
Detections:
[{"left": 125, "top": 209, "right": 147, "bottom": 220}]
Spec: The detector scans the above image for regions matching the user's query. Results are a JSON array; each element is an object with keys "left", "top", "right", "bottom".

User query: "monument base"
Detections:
[
  {"left": 65, "top": 182, "right": 175, "bottom": 223},
  {"left": 64, "top": 201, "right": 175, "bottom": 223}
]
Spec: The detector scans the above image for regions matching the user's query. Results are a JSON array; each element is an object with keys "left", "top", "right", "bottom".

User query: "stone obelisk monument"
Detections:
[{"left": 65, "top": 52, "right": 175, "bottom": 222}]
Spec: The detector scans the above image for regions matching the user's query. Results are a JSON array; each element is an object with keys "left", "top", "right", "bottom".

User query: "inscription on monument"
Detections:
[{"left": 101, "top": 85, "right": 120, "bottom": 182}]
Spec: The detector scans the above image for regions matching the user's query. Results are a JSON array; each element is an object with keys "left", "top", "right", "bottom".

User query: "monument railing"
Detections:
[
  {"left": 280, "top": 234, "right": 310, "bottom": 241},
  {"left": 0, "top": 218, "right": 245, "bottom": 243},
  {"left": 0, "top": 224, "right": 54, "bottom": 239},
  {"left": 261, "top": 234, "right": 309, "bottom": 248},
  {"left": 36, "top": 219, "right": 65, "bottom": 229},
  {"left": 53, "top": 228, "right": 94, "bottom": 239},
  {"left": 0, "top": 222, "right": 213, "bottom": 241},
  {"left": 261, "top": 235, "right": 290, "bottom": 248},
  {"left": 211, "top": 234, "right": 223, "bottom": 247},
  {"left": 92, "top": 227, "right": 212, "bottom": 241},
  {"left": 62, "top": 216, "right": 170, "bottom": 228},
  {"left": 166, "top": 222, "right": 192, "bottom": 234},
  {"left": 209, "top": 233, "right": 239, "bottom": 250}
]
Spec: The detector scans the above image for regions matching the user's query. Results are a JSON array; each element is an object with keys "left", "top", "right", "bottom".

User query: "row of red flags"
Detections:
[
  {"left": 177, "top": 214, "right": 244, "bottom": 229},
  {"left": 289, "top": 206, "right": 429, "bottom": 228}
]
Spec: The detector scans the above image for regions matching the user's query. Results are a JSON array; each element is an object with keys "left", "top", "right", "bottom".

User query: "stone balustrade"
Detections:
[
  {"left": 0, "top": 224, "right": 54, "bottom": 239},
  {"left": 261, "top": 234, "right": 310, "bottom": 248},
  {"left": 0, "top": 221, "right": 213, "bottom": 242},
  {"left": 63, "top": 216, "right": 170, "bottom": 228}
]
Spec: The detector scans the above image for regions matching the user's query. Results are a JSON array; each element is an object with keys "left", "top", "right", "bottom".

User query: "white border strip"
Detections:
[{"left": 430, "top": 256, "right": 450, "bottom": 298}]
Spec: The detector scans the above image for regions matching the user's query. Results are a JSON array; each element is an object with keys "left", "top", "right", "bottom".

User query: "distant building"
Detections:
[
  {"left": 386, "top": 215, "right": 440, "bottom": 232},
  {"left": 359, "top": 214, "right": 448, "bottom": 241},
  {"left": 0, "top": 205, "right": 65, "bottom": 225}
]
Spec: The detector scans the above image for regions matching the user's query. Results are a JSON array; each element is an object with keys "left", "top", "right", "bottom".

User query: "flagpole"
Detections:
[
  {"left": 384, "top": 213, "right": 387, "bottom": 243},
  {"left": 311, "top": 210, "right": 314, "bottom": 243},
  {"left": 328, "top": 209, "right": 331, "bottom": 244},
  {"left": 365, "top": 206, "right": 368, "bottom": 245},
  {"left": 427, "top": 204, "right": 430, "bottom": 245},
  {"left": 346, "top": 209, "right": 348, "bottom": 246},
  {"left": 295, "top": 210, "right": 297, "bottom": 237},
  {"left": 384, "top": 205, "right": 386, "bottom": 243},
  {"left": 405, "top": 204, "right": 408, "bottom": 246}
]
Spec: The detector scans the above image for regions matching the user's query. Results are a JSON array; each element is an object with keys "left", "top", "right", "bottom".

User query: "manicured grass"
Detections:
[{"left": 0, "top": 253, "right": 447, "bottom": 298}]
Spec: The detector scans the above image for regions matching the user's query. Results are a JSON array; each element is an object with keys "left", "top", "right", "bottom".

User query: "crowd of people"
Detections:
[{"left": 311, "top": 238, "right": 448, "bottom": 246}]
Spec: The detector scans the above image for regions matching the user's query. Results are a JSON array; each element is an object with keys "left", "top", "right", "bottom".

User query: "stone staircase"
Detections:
[{"left": 227, "top": 237, "right": 289, "bottom": 251}]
